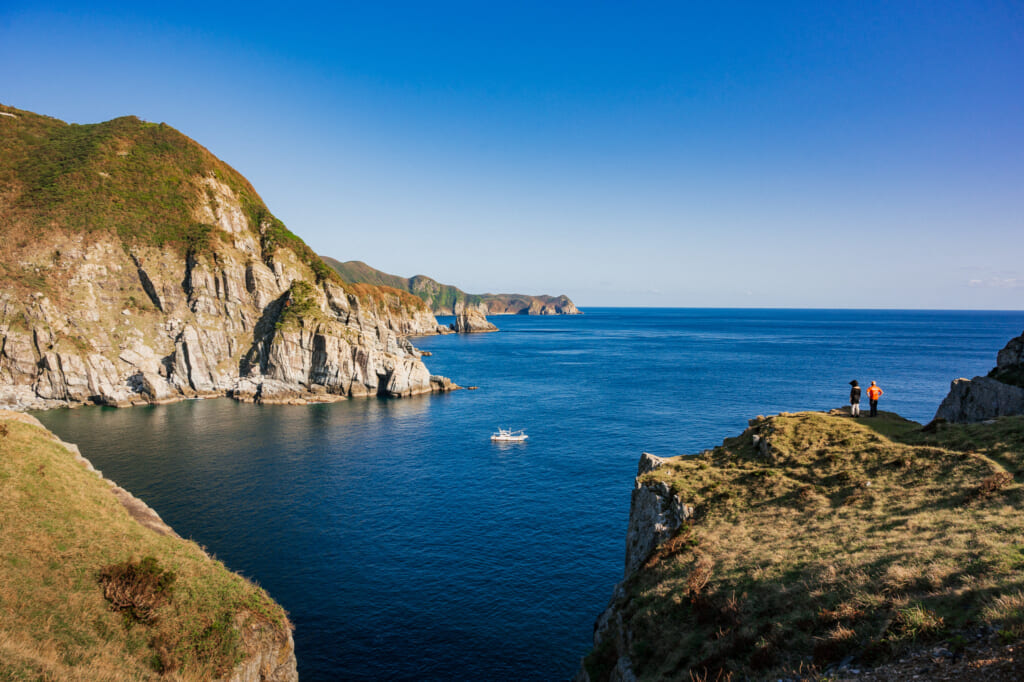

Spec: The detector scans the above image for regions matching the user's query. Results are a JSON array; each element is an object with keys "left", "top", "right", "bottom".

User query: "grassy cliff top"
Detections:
[
  {"left": 589, "top": 410, "right": 1024, "bottom": 680},
  {"left": 0, "top": 103, "right": 333, "bottom": 282},
  {"left": 0, "top": 410, "right": 291, "bottom": 680}
]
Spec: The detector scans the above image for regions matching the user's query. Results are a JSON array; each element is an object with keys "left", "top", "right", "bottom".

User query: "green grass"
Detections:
[
  {"left": 591, "top": 411, "right": 1024, "bottom": 681},
  {"left": 0, "top": 103, "right": 338, "bottom": 285},
  {"left": 275, "top": 280, "right": 324, "bottom": 331},
  {"left": 0, "top": 412, "right": 291, "bottom": 680}
]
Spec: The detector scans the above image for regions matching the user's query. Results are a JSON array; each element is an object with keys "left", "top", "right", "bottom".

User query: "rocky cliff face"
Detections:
[
  {"left": 0, "top": 106, "right": 454, "bottom": 410},
  {"left": 934, "top": 330, "right": 1024, "bottom": 423},
  {"left": 0, "top": 225, "right": 451, "bottom": 410},
  {"left": 450, "top": 306, "right": 499, "bottom": 333},
  {"left": 576, "top": 453, "right": 693, "bottom": 682}
]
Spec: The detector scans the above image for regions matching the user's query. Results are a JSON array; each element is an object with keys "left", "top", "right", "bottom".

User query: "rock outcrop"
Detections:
[
  {"left": 0, "top": 105, "right": 455, "bottom": 410},
  {"left": 576, "top": 453, "right": 693, "bottom": 682},
  {"left": 449, "top": 306, "right": 499, "bottom": 333},
  {"left": 934, "top": 330, "right": 1024, "bottom": 423},
  {"left": 623, "top": 453, "right": 694, "bottom": 577}
]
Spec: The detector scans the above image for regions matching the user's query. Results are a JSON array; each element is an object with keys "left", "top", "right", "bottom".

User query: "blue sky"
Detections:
[{"left": 2, "top": 2, "right": 1022, "bottom": 308}]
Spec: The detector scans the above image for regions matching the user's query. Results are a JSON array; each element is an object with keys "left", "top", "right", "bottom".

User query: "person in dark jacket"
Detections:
[{"left": 849, "top": 380, "right": 861, "bottom": 417}]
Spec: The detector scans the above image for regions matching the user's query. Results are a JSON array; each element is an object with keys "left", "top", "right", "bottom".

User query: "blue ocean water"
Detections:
[{"left": 34, "top": 308, "right": 1024, "bottom": 680}]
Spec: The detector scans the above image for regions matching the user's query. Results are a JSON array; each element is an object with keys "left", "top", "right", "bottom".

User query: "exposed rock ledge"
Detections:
[
  {"left": 0, "top": 410, "right": 298, "bottom": 681},
  {"left": 575, "top": 452, "right": 694, "bottom": 682},
  {"left": 934, "top": 330, "right": 1024, "bottom": 423}
]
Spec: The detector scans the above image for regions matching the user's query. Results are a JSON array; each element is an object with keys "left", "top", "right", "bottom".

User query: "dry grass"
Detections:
[
  {"left": 0, "top": 412, "right": 290, "bottom": 680},
  {"left": 592, "top": 411, "right": 1024, "bottom": 681}
]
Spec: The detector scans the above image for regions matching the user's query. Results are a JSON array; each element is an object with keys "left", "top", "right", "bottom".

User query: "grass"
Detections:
[
  {"left": 0, "top": 412, "right": 291, "bottom": 680},
  {"left": 587, "top": 411, "right": 1024, "bottom": 680},
  {"left": 275, "top": 280, "right": 324, "bottom": 331},
  {"left": 0, "top": 103, "right": 338, "bottom": 280}
]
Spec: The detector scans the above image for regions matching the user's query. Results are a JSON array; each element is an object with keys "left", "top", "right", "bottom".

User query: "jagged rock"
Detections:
[
  {"left": 624, "top": 477, "right": 694, "bottom": 578},
  {"left": 577, "top": 452, "right": 693, "bottom": 682},
  {"left": 0, "top": 204, "right": 452, "bottom": 410},
  {"left": 997, "top": 333, "right": 1024, "bottom": 370},
  {"left": 449, "top": 307, "right": 498, "bottom": 333},
  {"left": 934, "top": 376, "right": 1024, "bottom": 423},
  {"left": 934, "top": 331, "right": 1024, "bottom": 423}
]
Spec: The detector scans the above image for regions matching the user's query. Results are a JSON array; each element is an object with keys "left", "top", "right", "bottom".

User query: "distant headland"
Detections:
[{"left": 321, "top": 257, "right": 581, "bottom": 316}]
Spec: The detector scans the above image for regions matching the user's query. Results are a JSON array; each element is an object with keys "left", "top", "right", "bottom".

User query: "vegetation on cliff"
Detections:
[
  {"left": 586, "top": 411, "right": 1024, "bottom": 680},
  {"left": 0, "top": 411, "right": 293, "bottom": 680},
  {"left": 0, "top": 102, "right": 334, "bottom": 287}
]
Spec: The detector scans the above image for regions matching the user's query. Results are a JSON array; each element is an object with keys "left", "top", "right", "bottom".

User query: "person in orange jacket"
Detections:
[{"left": 866, "top": 380, "right": 883, "bottom": 417}]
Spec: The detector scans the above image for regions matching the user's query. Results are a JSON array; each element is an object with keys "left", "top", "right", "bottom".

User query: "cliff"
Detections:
[
  {"left": 322, "top": 257, "right": 581, "bottom": 316},
  {"left": 0, "top": 104, "right": 454, "bottom": 410},
  {"left": 935, "top": 330, "right": 1024, "bottom": 423},
  {"left": 0, "top": 409, "right": 297, "bottom": 680},
  {"left": 579, "top": 410, "right": 1024, "bottom": 681}
]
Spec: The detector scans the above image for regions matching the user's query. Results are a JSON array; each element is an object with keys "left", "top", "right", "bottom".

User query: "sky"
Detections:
[{"left": 2, "top": 1, "right": 1022, "bottom": 309}]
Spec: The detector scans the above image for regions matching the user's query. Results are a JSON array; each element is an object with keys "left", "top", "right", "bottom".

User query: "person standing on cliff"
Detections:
[
  {"left": 849, "top": 380, "right": 861, "bottom": 417},
  {"left": 867, "top": 380, "right": 883, "bottom": 417}
]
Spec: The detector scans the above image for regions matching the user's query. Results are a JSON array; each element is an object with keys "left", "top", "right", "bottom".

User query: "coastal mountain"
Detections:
[
  {"left": 578, "top": 339, "right": 1024, "bottom": 680},
  {"left": 0, "top": 104, "right": 454, "bottom": 410},
  {"left": 0, "top": 410, "right": 297, "bottom": 680},
  {"left": 322, "top": 257, "right": 581, "bottom": 316}
]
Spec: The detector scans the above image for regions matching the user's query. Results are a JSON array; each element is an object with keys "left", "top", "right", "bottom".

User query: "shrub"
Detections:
[
  {"left": 977, "top": 471, "right": 1014, "bottom": 499},
  {"left": 97, "top": 556, "right": 176, "bottom": 624}
]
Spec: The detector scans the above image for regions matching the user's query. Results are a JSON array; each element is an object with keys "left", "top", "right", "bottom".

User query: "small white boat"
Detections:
[{"left": 491, "top": 428, "right": 528, "bottom": 443}]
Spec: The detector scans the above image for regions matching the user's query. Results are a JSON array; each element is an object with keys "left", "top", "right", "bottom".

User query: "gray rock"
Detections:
[
  {"left": 449, "top": 306, "right": 498, "bottom": 333},
  {"left": 934, "top": 376, "right": 1024, "bottom": 423},
  {"left": 934, "top": 331, "right": 1024, "bottom": 423},
  {"left": 624, "top": 478, "right": 694, "bottom": 577}
]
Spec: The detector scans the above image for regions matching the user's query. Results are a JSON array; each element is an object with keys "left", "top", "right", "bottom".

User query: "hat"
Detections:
[{"left": 849, "top": 380, "right": 858, "bottom": 386}]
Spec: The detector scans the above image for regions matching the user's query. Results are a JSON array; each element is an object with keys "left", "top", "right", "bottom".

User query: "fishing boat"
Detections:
[{"left": 491, "top": 428, "right": 528, "bottom": 443}]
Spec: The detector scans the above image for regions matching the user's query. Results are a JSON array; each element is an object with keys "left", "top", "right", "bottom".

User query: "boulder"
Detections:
[{"left": 934, "top": 331, "right": 1024, "bottom": 423}]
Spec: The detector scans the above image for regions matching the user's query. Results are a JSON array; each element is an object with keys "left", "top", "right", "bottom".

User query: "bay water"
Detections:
[{"left": 34, "top": 308, "right": 1024, "bottom": 680}]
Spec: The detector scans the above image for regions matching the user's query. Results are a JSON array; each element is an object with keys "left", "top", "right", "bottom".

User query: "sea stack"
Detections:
[{"left": 449, "top": 305, "right": 498, "bottom": 333}]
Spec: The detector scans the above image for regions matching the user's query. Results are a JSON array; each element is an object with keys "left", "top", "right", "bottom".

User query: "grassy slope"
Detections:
[
  {"left": 323, "top": 257, "right": 479, "bottom": 313},
  {"left": 0, "top": 102, "right": 332, "bottom": 285},
  {"left": 589, "top": 411, "right": 1024, "bottom": 680},
  {"left": 0, "top": 411, "right": 289, "bottom": 680}
]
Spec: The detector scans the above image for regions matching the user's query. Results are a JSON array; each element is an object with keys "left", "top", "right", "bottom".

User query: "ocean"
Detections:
[{"left": 34, "top": 308, "right": 1024, "bottom": 680}]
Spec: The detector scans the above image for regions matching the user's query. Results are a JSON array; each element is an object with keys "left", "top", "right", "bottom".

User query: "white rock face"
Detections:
[{"left": 0, "top": 182, "right": 453, "bottom": 411}]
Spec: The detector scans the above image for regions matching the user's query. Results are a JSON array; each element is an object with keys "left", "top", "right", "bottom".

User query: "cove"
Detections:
[{"left": 35, "top": 308, "right": 1024, "bottom": 679}]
